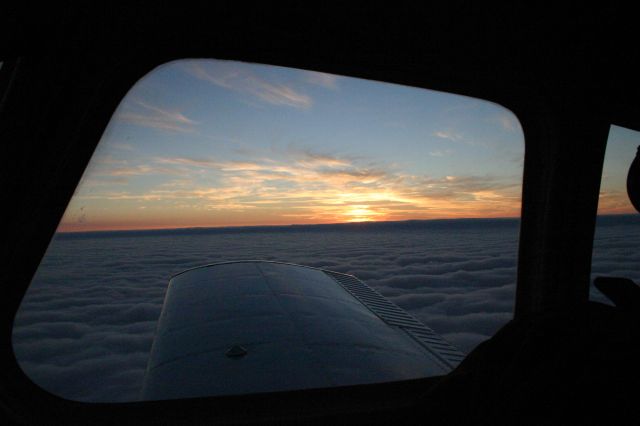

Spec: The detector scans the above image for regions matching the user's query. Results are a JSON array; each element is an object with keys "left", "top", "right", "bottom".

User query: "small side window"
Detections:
[{"left": 591, "top": 125, "right": 640, "bottom": 304}]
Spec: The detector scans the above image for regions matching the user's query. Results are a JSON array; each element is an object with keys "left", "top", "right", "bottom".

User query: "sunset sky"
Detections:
[
  {"left": 598, "top": 125, "right": 640, "bottom": 214},
  {"left": 57, "top": 59, "right": 636, "bottom": 232}
]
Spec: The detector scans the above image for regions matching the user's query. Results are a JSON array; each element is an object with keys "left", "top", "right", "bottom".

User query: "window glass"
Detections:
[
  {"left": 591, "top": 125, "right": 640, "bottom": 304},
  {"left": 12, "top": 59, "right": 524, "bottom": 402}
]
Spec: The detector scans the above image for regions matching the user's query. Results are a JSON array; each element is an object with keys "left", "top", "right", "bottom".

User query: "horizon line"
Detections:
[
  {"left": 55, "top": 213, "right": 638, "bottom": 235},
  {"left": 57, "top": 216, "right": 520, "bottom": 235}
]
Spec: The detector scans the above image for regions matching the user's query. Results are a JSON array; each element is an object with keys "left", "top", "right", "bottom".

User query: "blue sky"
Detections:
[{"left": 60, "top": 59, "right": 528, "bottom": 231}]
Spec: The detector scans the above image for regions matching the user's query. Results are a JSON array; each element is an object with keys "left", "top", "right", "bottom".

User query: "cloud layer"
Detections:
[{"left": 13, "top": 216, "right": 637, "bottom": 402}]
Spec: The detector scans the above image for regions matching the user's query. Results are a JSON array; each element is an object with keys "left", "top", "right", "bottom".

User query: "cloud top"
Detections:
[{"left": 13, "top": 215, "right": 638, "bottom": 402}]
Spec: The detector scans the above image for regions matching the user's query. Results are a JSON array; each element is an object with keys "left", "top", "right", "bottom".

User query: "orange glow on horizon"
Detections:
[
  {"left": 58, "top": 174, "right": 526, "bottom": 233},
  {"left": 56, "top": 206, "right": 524, "bottom": 233}
]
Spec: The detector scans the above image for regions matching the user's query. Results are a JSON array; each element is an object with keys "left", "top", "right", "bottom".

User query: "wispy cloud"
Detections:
[
  {"left": 304, "top": 70, "right": 339, "bottom": 90},
  {"left": 185, "top": 62, "right": 312, "bottom": 109},
  {"left": 154, "top": 157, "right": 218, "bottom": 169},
  {"left": 117, "top": 100, "right": 197, "bottom": 133},
  {"left": 108, "top": 165, "right": 180, "bottom": 177},
  {"left": 597, "top": 189, "right": 636, "bottom": 214},
  {"left": 495, "top": 112, "right": 521, "bottom": 133},
  {"left": 412, "top": 175, "right": 521, "bottom": 202},
  {"left": 434, "top": 130, "right": 463, "bottom": 142},
  {"left": 91, "top": 149, "right": 521, "bottom": 223},
  {"left": 290, "top": 149, "right": 352, "bottom": 168}
]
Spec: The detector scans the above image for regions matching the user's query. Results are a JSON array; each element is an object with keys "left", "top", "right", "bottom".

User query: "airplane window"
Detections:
[
  {"left": 591, "top": 125, "right": 640, "bottom": 304},
  {"left": 11, "top": 59, "right": 524, "bottom": 402}
]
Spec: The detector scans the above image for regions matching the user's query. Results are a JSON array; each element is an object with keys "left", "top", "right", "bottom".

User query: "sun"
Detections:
[{"left": 344, "top": 206, "right": 381, "bottom": 222}]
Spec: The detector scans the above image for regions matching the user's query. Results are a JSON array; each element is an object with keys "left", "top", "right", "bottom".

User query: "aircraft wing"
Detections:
[{"left": 141, "top": 261, "right": 464, "bottom": 400}]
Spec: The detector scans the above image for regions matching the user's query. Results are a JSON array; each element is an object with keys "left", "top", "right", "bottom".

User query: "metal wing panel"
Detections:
[{"left": 323, "top": 270, "right": 466, "bottom": 369}]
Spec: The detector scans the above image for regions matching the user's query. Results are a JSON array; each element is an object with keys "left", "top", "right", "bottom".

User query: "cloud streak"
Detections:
[
  {"left": 117, "top": 100, "right": 197, "bottom": 133},
  {"left": 304, "top": 70, "right": 339, "bottom": 89},
  {"left": 434, "top": 130, "right": 463, "bottom": 142},
  {"left": 186, "top": 62, "right": 312, "bottom": 109}
]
